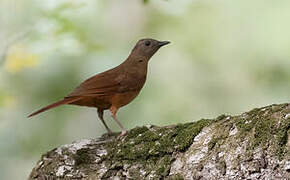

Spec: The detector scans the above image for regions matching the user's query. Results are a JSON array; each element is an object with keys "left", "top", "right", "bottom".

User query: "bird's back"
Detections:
[
  {"left": 67, "top": 64, "right": 124, "bottom": 97},
  {"left": 67, "top": 60, "right": 147, "bottom": 109}
]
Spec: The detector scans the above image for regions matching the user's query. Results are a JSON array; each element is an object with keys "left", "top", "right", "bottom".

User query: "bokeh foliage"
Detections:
[{"left": 0, "top": 0, "right": 290, "bottom": 179}]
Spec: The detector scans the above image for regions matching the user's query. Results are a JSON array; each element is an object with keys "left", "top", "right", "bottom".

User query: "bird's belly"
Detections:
[
  {"left": 111, "top": 90, "right": 140, "bottom": 108},
  {"left": 70, "top": 96, "right": 111, "bottom": 109}
]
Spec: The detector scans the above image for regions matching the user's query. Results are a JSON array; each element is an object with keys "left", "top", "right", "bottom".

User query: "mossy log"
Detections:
[{"left": 29, "top": 103, "right": 290, "bottom": 179}]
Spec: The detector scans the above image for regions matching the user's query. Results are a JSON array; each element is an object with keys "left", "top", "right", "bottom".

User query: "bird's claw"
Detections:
[
  {"left": 101, "top": 131, "right": 118, "bottom": 138},
  {"left": 121, "top": 130, "right": 128, "bottom": 136}
]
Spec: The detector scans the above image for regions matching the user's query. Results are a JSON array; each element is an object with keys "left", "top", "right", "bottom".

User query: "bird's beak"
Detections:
[{"left": 158, "top": 41, "right": 170, "bottom": 47}]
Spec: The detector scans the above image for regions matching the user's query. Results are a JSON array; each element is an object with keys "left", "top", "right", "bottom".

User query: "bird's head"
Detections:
[{"left": 130, "top": 38, "right": 170, "bottom": 60}]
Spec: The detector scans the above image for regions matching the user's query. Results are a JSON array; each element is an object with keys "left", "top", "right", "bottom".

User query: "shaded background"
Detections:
[{"left": 1, "top": 0, "right": 290, "bottom": 179}]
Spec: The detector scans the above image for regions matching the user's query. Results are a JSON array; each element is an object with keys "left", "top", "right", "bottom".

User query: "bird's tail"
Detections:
[{"left": 28, "top": 97, "right": 81, "bottom": 118}]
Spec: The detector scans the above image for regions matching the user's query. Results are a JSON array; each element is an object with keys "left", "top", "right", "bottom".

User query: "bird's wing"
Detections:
[{"left": 66, "top": 67, "right": 129, "bottom": 98}]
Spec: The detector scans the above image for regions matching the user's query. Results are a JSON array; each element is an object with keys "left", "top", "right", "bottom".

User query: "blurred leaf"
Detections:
[
  {"left": 143, "top": 0, "right": 149, "bottom": 4},
  {"left": 0, "top": 49, "right": 7, "bottom": 67},
  {"left": 4, "top": 44, "right": 39, "bottom": 73},
  {"left": 252, "top": 63, "right": 290, "bottom": 87},
  {"left": 0, "top": 30, "right": 31, "bottom": 68},
  {"left": 41, "top": 3, "right": 103, "bottom": 52},
  {"left": 0, "top": 90, "right": 16, "bottom": 107}
]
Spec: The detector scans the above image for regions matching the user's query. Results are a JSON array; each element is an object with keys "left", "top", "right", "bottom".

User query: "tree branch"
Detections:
[{"left": 29, "top": 103, "right": 290, "bottom": 179}]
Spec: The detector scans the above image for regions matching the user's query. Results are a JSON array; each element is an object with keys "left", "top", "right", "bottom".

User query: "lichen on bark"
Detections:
[{"left": 29, "top": 103, "right": 290, "bottom": 179}]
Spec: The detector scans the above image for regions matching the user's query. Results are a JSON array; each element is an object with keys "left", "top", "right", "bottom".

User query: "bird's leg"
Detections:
[
  {"left": 109, "top": 106, "right": 128, "bottom": 136},
  {"left": 97, "top": 109, "right": 113, "bottom": 134}
]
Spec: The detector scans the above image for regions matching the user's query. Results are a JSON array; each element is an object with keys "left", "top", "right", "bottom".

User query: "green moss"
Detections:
[
  {"left": 174, "top": 119, "right": 212, "bottom": 151},
  {"left": 235, "top": 117, "right": 253, "bottom": 133},
  {"left": 277, "top": 119, "right": 290, "bottom": 146},
  {"left": 156, "top": 155, "right": 171, "bottom": 176},
  {"left": 165, "top": 174, "right": 184, "bottom": 180},
  {"left": 208, "top": 120, "right": 231, "bottom": 150},
  {"left": 235, "top": 106, "right": 270, "bottom": 149},
  {"left": 233, "top": 104, "right": 290, "bottom": 158},
  {"left": 208, "top": 137, "right": 220, "bottom": 150},
  {"left": 126, "top": 126, "right": 150, "bottom": 139},
  {"left": 217, "top": 160, "right": 226, "bottom": 175},
  {"left": 215, "top": 114, "right": 228, "bottom": 122},
  {"left": 106, "top": 119, "right": 212, "bottom": 161},
  {"left": 276, "top": 119, "right": 290, "bottom": 158},
  {"left": 73, "top": 148, "right": 91, "bottom": 166},
  {"left": 104, "top": 118, "right": 212, "bottom": 178}
]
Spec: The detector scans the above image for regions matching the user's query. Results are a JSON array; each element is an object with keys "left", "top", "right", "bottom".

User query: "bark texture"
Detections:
[{"left": 29, "top": 103, "right": 290, "bottom": 179}]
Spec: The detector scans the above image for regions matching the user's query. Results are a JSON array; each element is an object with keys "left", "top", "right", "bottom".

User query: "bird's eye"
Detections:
[{"left": 145, "top": 41, "right": 151, "bottom": 46}]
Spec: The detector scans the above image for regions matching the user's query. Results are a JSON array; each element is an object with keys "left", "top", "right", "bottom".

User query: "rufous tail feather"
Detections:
[{"left": 28, "top": 97, "right": 81, "bottom": 118}]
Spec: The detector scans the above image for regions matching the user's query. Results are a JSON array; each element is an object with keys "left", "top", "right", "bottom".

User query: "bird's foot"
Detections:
[
  {"left": 120, "top": 130, "right": 128, "bottom": 136},
  {"left": 102, "top": 131, "right": 119, "bottom": 138},
  {"left": 107, "top": 130, "right": 113, "bottom": 135}
]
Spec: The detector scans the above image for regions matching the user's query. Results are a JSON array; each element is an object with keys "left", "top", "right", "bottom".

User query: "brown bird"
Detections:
[{"left": 28, "top": 38, "right": 170, "bottom": 136}]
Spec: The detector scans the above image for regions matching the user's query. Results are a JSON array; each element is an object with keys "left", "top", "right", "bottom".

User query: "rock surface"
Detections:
[{"left": 29, "top": 103, "right": 290, "bottom": 179}]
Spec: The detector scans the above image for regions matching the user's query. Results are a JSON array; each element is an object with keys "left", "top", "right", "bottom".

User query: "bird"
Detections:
[{"left": 28, "top": 38, "right": 170, "bottom": 136}]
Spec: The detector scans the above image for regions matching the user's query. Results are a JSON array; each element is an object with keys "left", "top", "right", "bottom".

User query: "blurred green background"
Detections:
[{"left": 1, "top": 0, "right": 290, "bottom": 179}]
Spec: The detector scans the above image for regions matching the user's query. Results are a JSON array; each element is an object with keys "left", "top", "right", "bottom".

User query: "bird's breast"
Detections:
[
  {"left": 112, "top": 74, "right": 146, "bottom": 108},
  {"left": 111, "top": 90, "right": 141, "bottom": 108}
]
